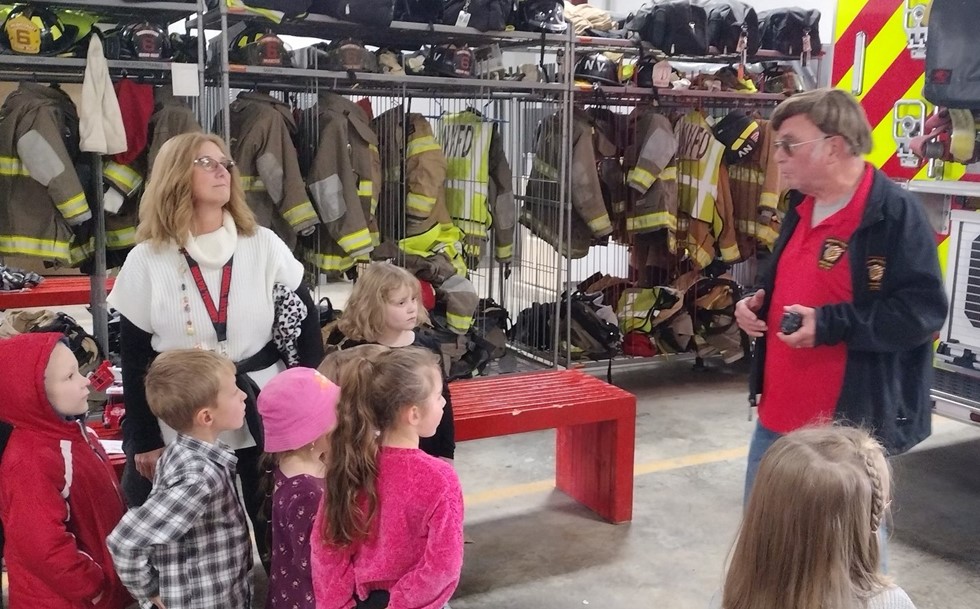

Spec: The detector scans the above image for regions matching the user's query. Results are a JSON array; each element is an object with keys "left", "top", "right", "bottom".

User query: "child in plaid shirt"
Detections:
[{"left": 108, "top": 349, "right": 252, "bottom": 609}]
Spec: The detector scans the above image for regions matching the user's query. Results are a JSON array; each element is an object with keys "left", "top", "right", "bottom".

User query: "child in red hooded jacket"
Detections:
[{"left": 0, "top": 333, "right": 132, "bottom": 609}]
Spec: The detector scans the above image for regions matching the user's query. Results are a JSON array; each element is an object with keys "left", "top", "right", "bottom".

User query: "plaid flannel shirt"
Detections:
[{"left": 107, "top": 434, "right": 252, "bottom": 609}]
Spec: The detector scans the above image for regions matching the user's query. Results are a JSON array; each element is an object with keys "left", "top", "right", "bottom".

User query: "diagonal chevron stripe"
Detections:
[{"left": 833, "top": 0, "right": 892, "bottom": 83}]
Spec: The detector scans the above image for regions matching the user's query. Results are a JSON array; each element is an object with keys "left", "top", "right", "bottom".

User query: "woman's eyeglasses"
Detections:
[
  {"left": 772, "top": 135, "right": 832, "bottom": 157},
  {"left": 193, "top": 156, "right": 236, "bottom": 172}
]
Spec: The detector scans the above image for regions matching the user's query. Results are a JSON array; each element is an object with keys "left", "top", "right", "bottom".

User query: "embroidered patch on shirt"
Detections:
[
  {"left": 867, "top": 256, "right": 886, "bottom": 291},
  {"left": 819, "top": 238, "right": 848, "bottom": 270}
]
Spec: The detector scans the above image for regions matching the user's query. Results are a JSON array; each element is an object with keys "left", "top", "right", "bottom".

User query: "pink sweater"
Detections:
[{"left": 311, "top": 447, "right": 464, "bottom": 609}]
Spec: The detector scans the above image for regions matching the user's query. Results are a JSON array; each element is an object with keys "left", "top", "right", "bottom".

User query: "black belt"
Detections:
[{"left": 235, "top": 341, "right": 281, "bottom": 451}]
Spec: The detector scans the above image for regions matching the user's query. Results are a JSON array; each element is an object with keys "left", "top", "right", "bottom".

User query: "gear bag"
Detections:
[
  {"left": 703, "top": 0, "right": 760, "bottom": 55},
  {"left": 312, "top": 0, "right": 394, "bottom": 27},
  {"left": 443, "top": 0, "right": 512, "bottom": 31},
  {"left": 627, "top": 0, "right": 709, "bottom": 57},
  {"left": 924, "top": 0, "right": 980, "bottom": 109},
  {"left": 0, "top": 310, "right": 103, "bottom": 375},
  {"left": 757, "top": 7, "right": 821, "bottom": 56}
]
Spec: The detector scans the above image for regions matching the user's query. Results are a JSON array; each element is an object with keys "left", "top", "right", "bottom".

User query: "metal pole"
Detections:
[
  {"left": 219, "top": 4, "right": 232, "bottom": 141},
  {"left": 89, "top": 153, "right": 108, "bottom": 356}
]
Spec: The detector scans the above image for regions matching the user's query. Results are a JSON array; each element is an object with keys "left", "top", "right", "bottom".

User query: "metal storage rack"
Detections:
[{"left": 0, "top": 0, "right": 207, "bottom": 353}]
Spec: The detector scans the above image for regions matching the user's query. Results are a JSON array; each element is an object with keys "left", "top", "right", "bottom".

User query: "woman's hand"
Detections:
[{"left": 135, "top": 448, "right": 165, "bottom": 480}]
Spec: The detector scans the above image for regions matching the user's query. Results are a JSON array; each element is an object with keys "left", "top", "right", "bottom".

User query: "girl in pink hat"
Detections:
[{"left": 257, "top": 367, "right": 340, "bottom": 609}]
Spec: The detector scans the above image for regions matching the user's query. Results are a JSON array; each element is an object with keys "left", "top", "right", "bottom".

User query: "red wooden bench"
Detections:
[
  {"left": 0, "top": 276, "right": 115, "bottom": 309},
  {"left": 450, "top": 369, "right": 636, "bottom": 523}
]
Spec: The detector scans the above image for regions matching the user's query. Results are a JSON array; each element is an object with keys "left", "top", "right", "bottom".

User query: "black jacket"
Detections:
[{"left": 749, "top": 168, "right": 948, "bottom": 455}]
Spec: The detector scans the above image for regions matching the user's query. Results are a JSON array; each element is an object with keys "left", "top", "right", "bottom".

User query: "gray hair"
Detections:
[{"left": 771, "top": 88, "right": 873, "bottom": 156}]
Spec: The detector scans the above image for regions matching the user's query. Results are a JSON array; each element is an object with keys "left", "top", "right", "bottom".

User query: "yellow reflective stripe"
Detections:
[
  {"left": 731, "top": 123, "right": 758, "bottom": 150},
  {"left": 106, "top": 226, "right": 137, "bottom": 249},
  {"left": 720, "top": 243, "right": 741, "bottom": 262},
  {"left": 104, "top": 162, "right": 142, "bottom": 193},
  {"left": 728, "top": 165, "right": 765, "bottom": 185},
  {"left": 759, "top": 192, "right": 780, "bottom": 210},
  {"left": 368, "top": 144, "right": 378, "bottom": 153},
  {"left": 337, "top": 228, "right": 373, "bottom": 255},
  {"left": 453, "top": 217, "right": 489, "bottom": 237},
  {"left": 357, "top": 180, "right": 373, "bottom": 198},
  {"left": 282, "top": 201, "right": 318, "bottom": 227},
  {"left": 688, "top": 243, "right": 714, "bottom": 269},
  {"left": 240, "top": 176, "right": 266, "bottom": 191},
  {"left": 628, "top": 167, "right": 656, "bottom": 191},
  {"left": 407, "top": 136, "right": 442, "bottom": 157},
  {"left": 0, "top": 235, "right": 72, "bottom": 260},
  {"left": 0, "top": 156, "right": 29, "bottom": 176},
  {"left": 305, "top": 251, "right": 355, "bottom": 272},
  {"left": 659, "top": 167, "right": 678, "bottom": 181},
  {"left": 627, "top": 211, "right": 677, "bottom": 233},
  {"left": 757, "top": 224, "right": 779, "bottom": 247},
  {"left": 587, "top": 214, "right": 612, "bottom": 235},
  {"left": 58, "top": 193, "right": 89, "bottom": 220},
  {"left": 407, "top": 192, "right": 437, "bottom": 216},
  {"left": 371, "top": 231, "right": 380, "bottom": 247},
  {"left": 446, "top": 311, "right": 473, "bottom": 333},
  {"left": 532, "top": 158, "right": 559, "bottom": 179},
  {"left": 495, "top": 243, "right": 513, "bottom": 260}
]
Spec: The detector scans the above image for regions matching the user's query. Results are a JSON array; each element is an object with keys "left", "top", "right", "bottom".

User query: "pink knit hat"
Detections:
[{"left": 257, "top": 367, "right": 340, "bottom": 453}]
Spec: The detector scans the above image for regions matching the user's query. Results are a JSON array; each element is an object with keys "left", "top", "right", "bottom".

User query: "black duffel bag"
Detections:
[
  {"left": 443, "top": 0, "right": 512, "bottom": 31},
  {"left": 627, "top": 0, "right": 709, "bottom": 57},
  {"left": 702, "top": 0, "right": 759, "bottom": 55},
  {"left": 310, "top": 0, "right": 395, "bottom": 27},
  {"left": 924, "top": 0, "right": 980, "bottom": 109},
  {"left": 394, "top": 0, "right": 443, "bottom": 22},
  {"left": 758, "top": 7, "right": 821, "bottom": 56}
]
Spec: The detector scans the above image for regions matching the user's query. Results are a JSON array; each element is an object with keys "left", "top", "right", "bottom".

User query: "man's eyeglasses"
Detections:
[
  {"left": 773, "top": 135, "right": 832, "bottom": 157},
  {"left": 193, "top": 156, "right": 236, "bottom": 172}
]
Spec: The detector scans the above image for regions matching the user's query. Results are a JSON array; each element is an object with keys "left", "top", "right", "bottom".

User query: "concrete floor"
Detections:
[{"left": 444, "top": 361, "right": 980, "bottom": 609}]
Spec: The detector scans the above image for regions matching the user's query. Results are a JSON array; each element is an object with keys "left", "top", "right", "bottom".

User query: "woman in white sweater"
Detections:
[
  {"left": 722, "top": 426, "right": 916, "bottom": 609},
  {"left": 107, "top": 132, "right": 321, "bottom": 567}
]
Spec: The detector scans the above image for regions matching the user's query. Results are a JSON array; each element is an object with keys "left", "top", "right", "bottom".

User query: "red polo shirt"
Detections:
[{"left": 759, "top": 164, "right": 874, "bottom": 433}]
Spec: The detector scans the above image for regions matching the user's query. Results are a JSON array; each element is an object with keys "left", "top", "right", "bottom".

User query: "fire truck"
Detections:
[{"left": 832, "top": 0, "right": 980, "bottom": 427}]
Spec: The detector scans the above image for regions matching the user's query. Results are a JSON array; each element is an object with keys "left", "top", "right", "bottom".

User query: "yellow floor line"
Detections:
[{"left": 464, "top": 446, "right": 748, "bottom": 506}]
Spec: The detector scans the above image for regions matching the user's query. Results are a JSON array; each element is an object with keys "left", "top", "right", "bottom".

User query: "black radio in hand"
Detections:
[{"left": 780, "top": 311, "right": 804, "bottom": 335}]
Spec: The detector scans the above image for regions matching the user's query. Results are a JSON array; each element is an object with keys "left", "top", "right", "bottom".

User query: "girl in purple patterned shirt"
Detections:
[{"left": 257, "top": 367, "right": 341, "bottom": 609}]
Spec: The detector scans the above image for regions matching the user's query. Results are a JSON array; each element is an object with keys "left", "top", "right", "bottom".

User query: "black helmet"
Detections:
[
  {"left": 169, "top": 33, "right": 201, "bottom": 63},
  {"left": 425, "top": 45, "right": 474, "bottom": 78},
  {"left": 517, "top": 0, "right": 567, "bottom": 34},
  {"left": 104, "top": 21, "right": 171, "bottom": 60},
  {"left": 0, "top": 5, "right": 79, "bottom": 56},
  {"left": 712, "top": 111, "right": 761, "bottom": 165},
  {"left": 316, "top": 39, "right": 379, "bottom": 73},
  {"left": 575, "top": 53, "right": 620, "bottom": 86},
  {"left": 228, "top": 28, "right": 291, "bottom": 67}
]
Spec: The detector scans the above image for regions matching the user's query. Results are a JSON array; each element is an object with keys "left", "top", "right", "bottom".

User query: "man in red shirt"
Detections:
[{"left": 736, "top": 89, "right": 947, "bottom": 500}]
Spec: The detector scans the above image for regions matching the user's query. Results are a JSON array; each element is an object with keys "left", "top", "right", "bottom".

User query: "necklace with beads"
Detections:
[{"left": 179, "top": 248, "right": 234, "bottom": 356}]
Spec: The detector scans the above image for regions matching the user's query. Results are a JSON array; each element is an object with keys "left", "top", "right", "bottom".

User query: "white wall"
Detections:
[{"left": 596, "top": 0, "right": 838, "bottom": 45}]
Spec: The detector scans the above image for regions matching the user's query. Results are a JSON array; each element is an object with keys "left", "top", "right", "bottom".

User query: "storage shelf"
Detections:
[
  {"left": 195, "top": 8, "right": 569, "bottom": 50},
  {"left": 31, "top": 0, "right": 200, "bottom": 24},
  {"left": 573, "top": 83, "right": 786, "bottom": 106},
  {"left": 222, "top": 64, "right": 568, "bottom": 95},
  {"left": 0, "top": 55, "right": 196, "bottom": 82},
  {"left": 574, "top": 36, "right": 823, "bottom": 64}
]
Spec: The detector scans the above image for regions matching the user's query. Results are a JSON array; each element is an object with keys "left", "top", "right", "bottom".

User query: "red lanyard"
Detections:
[{"left": 181, "top": 250, "right": 234, "bottom": 343}]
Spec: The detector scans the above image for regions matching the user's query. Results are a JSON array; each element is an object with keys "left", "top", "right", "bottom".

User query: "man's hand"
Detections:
[
  {"left": 776, "top": 305, "right": 817, "bottom": 349},
  {"left": 150, "top": 596, "right": 167, "bottom": 609},
  {"left": 735, "top": 289, "right": 768, "bottom": 337},
  {"left": 135, "top": 448, "right": 165, "bottom": 481}
]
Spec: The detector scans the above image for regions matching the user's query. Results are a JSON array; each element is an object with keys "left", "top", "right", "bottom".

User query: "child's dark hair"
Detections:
[{"left": 321, "top": 346, "right": 440, "bottom": 546}]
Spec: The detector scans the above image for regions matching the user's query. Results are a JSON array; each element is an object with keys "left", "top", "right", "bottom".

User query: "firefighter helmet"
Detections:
[
  {"left": 426, "top": 45, "right": 474, "bottom": 78},
  {"left": 516, "top": 0, "right": 568, "bottom": 34},
  {"left": 574, "top": 53, "right": 620, "bottom": 86},
  {"left": 0, "top": 5, "right": 80, "bottom": 56},
  {"left": 712, "top": 111, "right": 761, "bottom": 165},
  {"left": 104, "top": 21, "right": 171, "bottom": 60},
  {"left": 318, "top": 39, "right": 380, "bottom": 73},
  {"left": 228, "top": 28, "right": 291, "bottom": 67}
]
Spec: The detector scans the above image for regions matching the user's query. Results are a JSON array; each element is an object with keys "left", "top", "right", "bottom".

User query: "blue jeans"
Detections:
[{"left": 744, "top": 420, "right": 783, "bottom": 505}]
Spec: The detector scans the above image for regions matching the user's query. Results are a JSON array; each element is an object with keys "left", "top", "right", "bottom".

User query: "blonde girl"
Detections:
[
  {"left": 324, "top": 261, "right": 455, "bottom": 462},
  {"left": 723, "top": 426, "right": 914, "bottom": 609},
  {"left": 311, "top": 347, "right": 463, "bottom": 609}
]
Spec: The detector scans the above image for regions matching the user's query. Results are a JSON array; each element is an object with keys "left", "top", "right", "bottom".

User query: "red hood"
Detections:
[{"left": 0, "top": 333, "right": 82, "bottom": 439}]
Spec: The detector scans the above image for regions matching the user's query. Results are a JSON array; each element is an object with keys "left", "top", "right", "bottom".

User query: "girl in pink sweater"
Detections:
[{"left": 311, "top": 346, "right": 464, "bottom": 609}]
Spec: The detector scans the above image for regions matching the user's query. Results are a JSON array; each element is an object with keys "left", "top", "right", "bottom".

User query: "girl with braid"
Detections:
[{"left": 722, "top": 427, "right": 916, "bottom": 609}]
